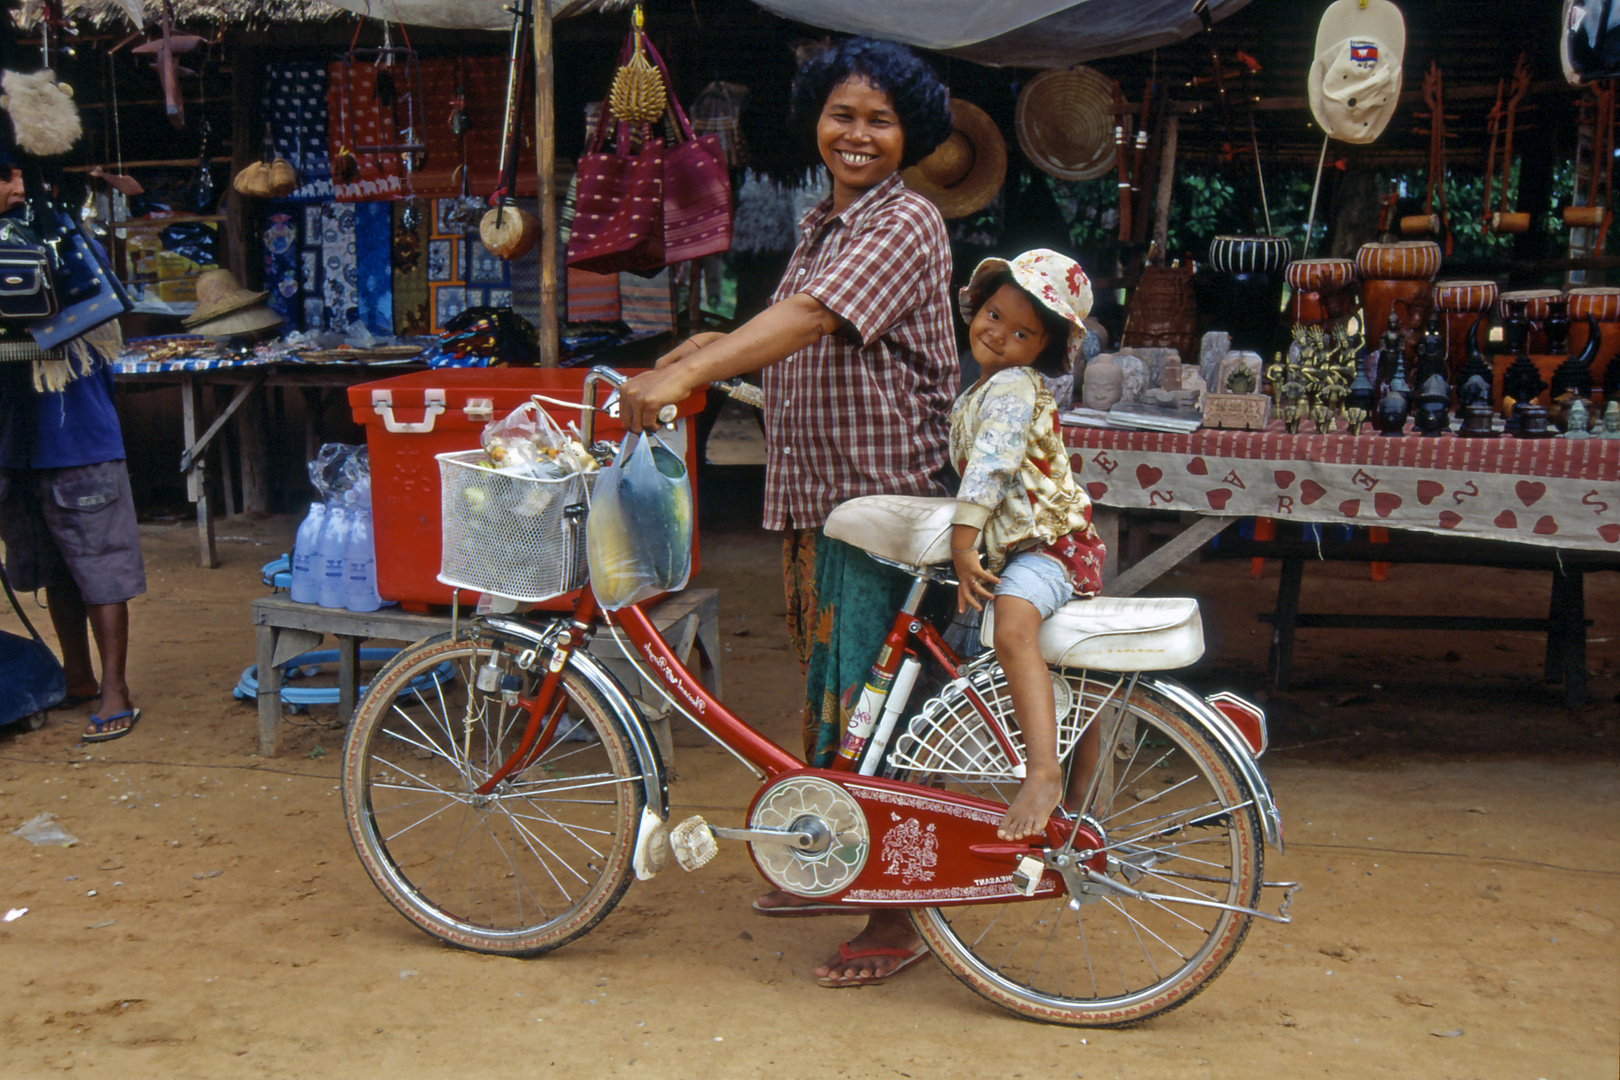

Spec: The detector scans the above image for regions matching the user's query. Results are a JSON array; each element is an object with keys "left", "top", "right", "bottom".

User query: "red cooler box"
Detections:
[{"left": 349, "top": 368, "right": 705, "bottom": 612}]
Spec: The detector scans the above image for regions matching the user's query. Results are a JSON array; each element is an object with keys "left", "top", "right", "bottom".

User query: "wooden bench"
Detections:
[{"left": 250, "top": 589, "right": 721, "bottom": 759}]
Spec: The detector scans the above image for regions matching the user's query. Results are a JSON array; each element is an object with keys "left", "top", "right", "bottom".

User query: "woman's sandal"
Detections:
[
  {"left": 814, "top": 941, "right": 929, "bottom": 988},
  {"left": 83, "top": 708, "right": 140, "bottom": 744}
]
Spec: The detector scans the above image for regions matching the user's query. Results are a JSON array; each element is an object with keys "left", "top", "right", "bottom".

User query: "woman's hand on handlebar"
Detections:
[{"left": 619, "top": 365, "right": 696, "bottom": 433}]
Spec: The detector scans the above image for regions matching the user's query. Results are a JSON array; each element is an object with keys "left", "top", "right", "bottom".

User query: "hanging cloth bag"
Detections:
[
  {"left": 585, "top": 432, "right": 692, "bottom": 610},
  {"left": 642, "top": 42, "right": 733, "bottom": 264},
  {"left": 566, "top": 28, "right": 666, "bottom": 275}
]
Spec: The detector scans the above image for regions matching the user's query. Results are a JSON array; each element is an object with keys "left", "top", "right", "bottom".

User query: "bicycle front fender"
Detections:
[
  {"left": 480, "top": 615, "right": 669, "bottom": 819},
  {"left": 1146, "top": 677, "right": 1286, "bottom": 853}
]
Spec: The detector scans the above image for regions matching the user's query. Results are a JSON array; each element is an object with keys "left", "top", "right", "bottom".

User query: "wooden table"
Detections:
[
  {"left": 116, "top": 356, "right": 424, "bottom": 568},
  {"left": 250, "top": 589, "right": 721, "bottom": 759},
  {"left": 1063, "top": 422, "right": 1620, "bottom": 702}
]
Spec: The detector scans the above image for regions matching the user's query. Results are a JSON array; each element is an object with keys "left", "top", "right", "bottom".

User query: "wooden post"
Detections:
[
  {"left": 180, "top": 373, "right": 219, "bottom": 568},
  {"left": 1152, "top": 113, "right": 1178, "bottom": 259},
  {"left": 237, "top": 389, "right": 269, "bottom": 516},
  {"left": 533, "top": 0, "right": 559, "bottom": 366}
]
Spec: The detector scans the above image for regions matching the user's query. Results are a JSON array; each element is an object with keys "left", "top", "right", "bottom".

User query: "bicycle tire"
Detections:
[
  {"left": 342, "top": 628, "right": 645, "bottom": 956},
  {"left": 901, "top": 669, "right": 1264, "bottom": 1026}
]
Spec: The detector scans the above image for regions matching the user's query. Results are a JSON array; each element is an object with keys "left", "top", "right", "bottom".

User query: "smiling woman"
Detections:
[{"left": 615, "top": 36, "right": 957, "bottom": 991}]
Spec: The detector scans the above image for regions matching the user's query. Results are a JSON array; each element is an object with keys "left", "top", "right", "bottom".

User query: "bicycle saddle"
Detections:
[{"left": 824, "top": 494, "right": 1204, "bottom": 671}]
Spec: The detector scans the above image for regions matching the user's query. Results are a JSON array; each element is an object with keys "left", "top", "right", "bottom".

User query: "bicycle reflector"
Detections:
[{"left": 1205, "top": 691, "right": 1268, "bottom": 756}]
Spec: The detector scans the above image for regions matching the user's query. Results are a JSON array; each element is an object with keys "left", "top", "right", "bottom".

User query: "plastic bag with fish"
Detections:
[{"left": 585, "top": 432, "right": 691, "bottom": 609}]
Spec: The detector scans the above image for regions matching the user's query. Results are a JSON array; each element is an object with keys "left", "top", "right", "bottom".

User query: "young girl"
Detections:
[{"left": 949, "top": 249, "right": 1106, "bottom": 842}]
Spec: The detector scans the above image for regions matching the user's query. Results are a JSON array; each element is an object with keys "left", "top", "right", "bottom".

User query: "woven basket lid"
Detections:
[{"left": 1015, "top": 66, "right": 1118, "bottom": 182}]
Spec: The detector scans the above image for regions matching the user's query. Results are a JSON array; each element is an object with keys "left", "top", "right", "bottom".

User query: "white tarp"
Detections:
[
  {"left": 319, "top": 0, "right": 630, "bottom": 31},
  {"left": 315, "top": 0, "right": 1250, "bottom": 64},
  {"left": 752, "top": 0, "right": 1254, "bottom": 66}
]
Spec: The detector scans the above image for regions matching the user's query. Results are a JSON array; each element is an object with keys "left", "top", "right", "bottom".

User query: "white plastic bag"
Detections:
[{"left": 585, "top": 432, "right": 692, "bottom": 609}]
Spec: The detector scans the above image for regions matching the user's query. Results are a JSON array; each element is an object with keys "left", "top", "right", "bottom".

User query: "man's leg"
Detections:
[
  {"left": 86, "top": 600, "right": 132, "bottom": 721},
  {"left": 44, "top": 582, "right": 98, "bottom": 701}
]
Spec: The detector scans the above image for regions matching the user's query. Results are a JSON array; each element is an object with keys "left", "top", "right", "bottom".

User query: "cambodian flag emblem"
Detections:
[{"left": 1350, "top": 41, "right": 1378, "bottom": 63}]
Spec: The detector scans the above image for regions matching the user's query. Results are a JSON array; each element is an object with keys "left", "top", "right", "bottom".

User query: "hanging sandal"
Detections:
[{"left": 83, "top": 708, "right": 140, "bottom": 744}]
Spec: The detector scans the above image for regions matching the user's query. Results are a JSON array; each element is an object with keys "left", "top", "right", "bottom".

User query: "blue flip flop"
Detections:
[{"left": 83, "top": 708, "right": 140, "bottom": 743}]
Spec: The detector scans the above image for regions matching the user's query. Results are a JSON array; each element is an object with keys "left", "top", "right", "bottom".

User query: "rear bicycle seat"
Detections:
[{"left": 824, "top": 494, "right": 1204, "bottom": 671}]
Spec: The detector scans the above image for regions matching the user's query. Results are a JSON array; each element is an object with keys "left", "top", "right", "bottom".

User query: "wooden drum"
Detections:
[
  {"left": 1355, "top": 241, "right": 1441, "bottom": 353},
  {"left": 1567, "top": 286, "right": 1620, "bottom": 399},
  {"left": 1207, "top": 235, "right": 1293, "bottom": 356},
  {"left": 1285, "top": 258, "right": 1359, "bottom": 327},
  {"left": 1497, "top": 288, "right": 1564, "bottom": 354},
  {"left": 1432, "top": 279, "right": 1498, "bottom": 378}
]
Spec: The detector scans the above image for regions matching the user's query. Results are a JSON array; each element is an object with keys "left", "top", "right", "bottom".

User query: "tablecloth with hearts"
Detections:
[{"left": 1062, "top": 424, "right": 1620, "bottom": 552}]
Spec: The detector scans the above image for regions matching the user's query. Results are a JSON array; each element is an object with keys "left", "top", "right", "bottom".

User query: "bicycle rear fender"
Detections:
[
  {"left": 480, "top": 615, "right": 670, "bottom": 819},
  {"left": 1146, "top": 677, "right": 1285, "bottom": 852}
]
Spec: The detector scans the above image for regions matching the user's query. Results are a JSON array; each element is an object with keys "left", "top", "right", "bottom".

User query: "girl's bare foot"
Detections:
[{"left": 997, "top": 768, "right": 1064, "bottom": 840}]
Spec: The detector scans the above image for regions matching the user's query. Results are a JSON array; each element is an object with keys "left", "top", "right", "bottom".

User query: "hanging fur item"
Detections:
[{"left": 0, "top": 71, "right": 82, "bottom": 157}]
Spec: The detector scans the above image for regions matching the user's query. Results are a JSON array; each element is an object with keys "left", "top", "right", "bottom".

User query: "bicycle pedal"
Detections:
[
  {"left": 668, "top": 815, "right": 719, "bottom": 871},
  {"left": 1011, "top": 855, "right": 1045, "bottom": 897}
]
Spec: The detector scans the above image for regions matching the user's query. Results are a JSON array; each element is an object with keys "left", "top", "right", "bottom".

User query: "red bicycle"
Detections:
[{"left": 340, "top": 368, "right": 1296, "bottom": 1027}]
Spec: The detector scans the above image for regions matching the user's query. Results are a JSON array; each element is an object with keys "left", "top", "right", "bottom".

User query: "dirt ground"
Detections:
[{"left": 2, "top": 440, "right": 1617, "bottom": 1078}]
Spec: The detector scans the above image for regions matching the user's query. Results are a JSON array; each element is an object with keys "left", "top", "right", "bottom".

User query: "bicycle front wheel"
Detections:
[
  {"left": 903, "top": 672, "right": 1264, "bottom": 1027},
  {"left": 342, "top": 629, "right": 646, "bottom": 956}
]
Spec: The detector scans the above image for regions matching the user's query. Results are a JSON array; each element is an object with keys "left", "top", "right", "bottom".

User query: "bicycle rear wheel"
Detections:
[
  {"left": 901, "top": 669, "right": 1263, "bottom": 1026},
  {"left": 342, "top": 629, "right": 645, "bottom": 956}
]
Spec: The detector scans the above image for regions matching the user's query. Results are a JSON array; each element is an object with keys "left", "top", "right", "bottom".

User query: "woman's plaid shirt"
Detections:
[{"left": 762, "top": 173, "right": 959, "bottom": 531}]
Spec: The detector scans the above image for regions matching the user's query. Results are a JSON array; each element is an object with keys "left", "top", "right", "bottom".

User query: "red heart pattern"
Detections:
[
  {"left": 1207, "top": 488, "right": 1232, "bottom": 510},
  {"left": 1515, "top": 481, "right": 1547, "bottom": 506},
  {"left": 1495, "top": 509, "right": 1517, "bottom": 529},
  {"left": 1186, "top": 457, "right": 1208, "bottom": 475},
  {"left": 1416, "top": 481, "right": 1444, "bottom": 505},
  {"left": 1339, "top": 499, "right": 1360, "bottom": 517},
  {"left": 1438, "top": 510, "right": 1463, "bottom": 529},
  {"left": 1601, "top": 523, "right": 1620, "bottom": 543},
  {"left": 1533, "top": 516, "right": 1559, "bottom": 536},
  {"left": 1136, "top": 464, "right": 1163, "bottom": 489},
  {"left": 1274, "top": 470, "right": 1296, "bottom": 488},
  {"left": 1374, "top": 492, "right": 1402, "bottom": 517},
  {"left": 1086, "top": 482, "right": 1109, "bottom": 501},
  {"left": 1301, "top": 480, "right": 1327, "bottom": 505}
]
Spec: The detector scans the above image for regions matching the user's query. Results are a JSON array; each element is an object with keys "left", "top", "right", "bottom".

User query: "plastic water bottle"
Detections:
[
  {"left": 343, "top": 507, "right": 383, "bottom": 612},
  {"left": 289, "top": 502, "right": 326, "bottom": 604},
  {"left": 317, "top": 506, "right": 351, "bottom": 608}
]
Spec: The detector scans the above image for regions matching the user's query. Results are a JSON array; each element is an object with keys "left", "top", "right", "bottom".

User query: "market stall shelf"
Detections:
[
  {"left": 1062, "top": 422, "right": 1619, "bottom": 704},
  {"left": 115, "top": 347, "right": 425, "bottom": 566}
]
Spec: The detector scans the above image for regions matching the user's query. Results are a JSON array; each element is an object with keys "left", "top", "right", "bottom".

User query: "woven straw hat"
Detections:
[
  {"left": 1015, "top": 66, "right": 1118, "bottom": 182},
  {"left": 186, "top": 303, "right": 285, "bottom": 338},
  {"left": 901, "top": 98, "right": 1007, "bottom": 219},
  {"left": 183, "top": 269, "right": 270, "bottom": 327}
]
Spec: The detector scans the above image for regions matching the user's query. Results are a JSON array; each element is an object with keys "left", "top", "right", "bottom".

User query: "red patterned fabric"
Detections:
[
  {"left": 762, "top": 173, "right": 958, "bottom": 531},
  {"left": 1062, "top": 422, "right": 1620, "bottom": 552},
  {"left": 327, "top": 60, "right": 405, "bottom": 202},
  {"left": 414, "top": 57, "right": 537, "bottom": 199}
]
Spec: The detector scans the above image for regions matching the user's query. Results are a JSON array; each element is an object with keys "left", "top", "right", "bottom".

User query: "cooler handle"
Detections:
[{"left": 371, "top": 388, "right": 446, "bottom": 433}]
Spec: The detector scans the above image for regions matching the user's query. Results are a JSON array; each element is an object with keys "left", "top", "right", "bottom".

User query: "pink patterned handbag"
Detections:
[
  {"left": 645, "top": 43, "right": 732, "bottom": 264},
  {"left": 566, "top": 34, "right": 665, "bottom": 275}
]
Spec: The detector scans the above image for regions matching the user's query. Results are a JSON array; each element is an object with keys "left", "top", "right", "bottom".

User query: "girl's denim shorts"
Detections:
[{"left": 993, "top": 549, "right": 1072, "bottom": 619}]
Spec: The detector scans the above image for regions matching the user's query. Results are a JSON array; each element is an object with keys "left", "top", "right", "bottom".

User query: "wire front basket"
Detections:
[{"left": 436, "top": 450, "right": 595, "bottom": 603}]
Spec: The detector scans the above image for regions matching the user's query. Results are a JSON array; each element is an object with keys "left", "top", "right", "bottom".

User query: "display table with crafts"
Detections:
[
  {"left": 1062, "top": 421, "right": 1620, "bottom": 703},
  {"left": 113, "top": 338, "right": 426, "bottom": 566}
]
